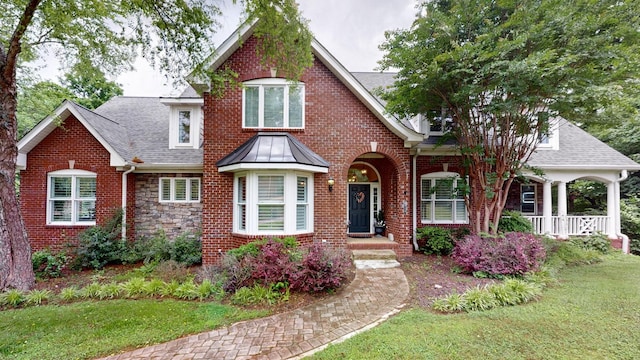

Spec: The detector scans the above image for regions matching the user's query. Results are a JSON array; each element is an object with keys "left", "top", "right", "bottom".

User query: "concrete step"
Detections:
[
  {"left": 351, "top": 249, "right": 401, "bottom": 269},
  {"left": 352, "top": 249, "right": 397, "bottom": 260}
]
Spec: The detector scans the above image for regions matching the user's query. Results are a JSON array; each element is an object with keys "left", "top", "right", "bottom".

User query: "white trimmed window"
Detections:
[
  {"left": 159, "top": 178, "right": 200, "bottom": 203},
  {"left": 420, "top": 107, "right": 453, "bottom": 135},
  {"left": 421, "top": 172, "right": 468, "bottom": 224},
  {"left": 47, "top": 169, "right": 96, "bottom": 225},
  {"left": 243, "top": 79, "right": 304, "bottom": 129},
  {"left": 169, "top": 106, "right": 201, "bottom": 149},
  {"left": 234, "top": 172, "right": 313, "bottom": 234}
]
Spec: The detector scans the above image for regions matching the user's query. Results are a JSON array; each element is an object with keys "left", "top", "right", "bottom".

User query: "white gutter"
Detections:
[
  {"left": 412, "top": 149, "right": 420, "bottom": 251},
  {"left": 121, "top": 165, "right": 136, "bottom": 239},
  {"left": 617, "top": 170, "right": 630, "bottom": 254}
]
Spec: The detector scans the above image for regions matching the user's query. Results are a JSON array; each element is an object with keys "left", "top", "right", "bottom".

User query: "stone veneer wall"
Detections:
[{"left": 134, "top": 173, "right": 203, "bottom": 239}]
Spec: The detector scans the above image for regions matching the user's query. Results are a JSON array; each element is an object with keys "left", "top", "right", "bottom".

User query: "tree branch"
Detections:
[{"left": 4, "top": 0, "right": 42, "bottom": 80}]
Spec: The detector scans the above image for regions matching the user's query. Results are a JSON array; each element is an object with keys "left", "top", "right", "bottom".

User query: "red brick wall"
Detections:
[
  {"left": 202, "top": 36, "right": 413, "bottom": 264},
  {"left": 20, "top": 115, "right": 131, "bottom": 252}
]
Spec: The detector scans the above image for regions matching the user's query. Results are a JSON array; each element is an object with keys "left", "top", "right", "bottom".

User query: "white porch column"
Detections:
[
  {"left": 543, "top": 180, "right": 553, "bottom": 235},
  {"left": 557, "top": 181, "right": 568, "bottom": 239},
  {"left": 606, "top": 181, "right": 617, "bottom": 239}
]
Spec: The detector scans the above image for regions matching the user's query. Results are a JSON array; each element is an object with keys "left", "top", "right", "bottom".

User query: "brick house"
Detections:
[{"left": 17, "top": 21, "right": 640, "bottom": 262}]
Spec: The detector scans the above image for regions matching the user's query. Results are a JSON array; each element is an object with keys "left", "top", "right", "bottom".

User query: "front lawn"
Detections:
[
  {"left": 0, "top": 299, "right": 268, "bottom": 360},
  {"left": 309, "top": 253, "right": 640, "bottom": 359}
]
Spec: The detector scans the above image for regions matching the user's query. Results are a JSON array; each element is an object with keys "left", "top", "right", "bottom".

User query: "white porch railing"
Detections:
[{"left": 525, "top": 216, "right": 610, "bottom": 236}]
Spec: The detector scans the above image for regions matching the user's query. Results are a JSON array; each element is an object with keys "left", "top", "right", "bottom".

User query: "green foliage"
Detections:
[
  {"left": 226, "top": 237, "right": 298, "bottom": 260},
  {"left": 231, "top": 283, "right": 289, "bottom": 306},
  {"left": 379, "top": 0, "right": 640, "bottom": 233},
  {"left": 59, "top": 287, "right": 80, "bottom": 302},
  {"left": 620, "top": 198, "right": 640, "bottom": 255},
  {"left": 61, "top": 62, "right": 123, "bottom": 109},
  {"left": 74, "top": 209, "right": 126, "bottom": 270},
  {"left": 417, "top": 226, "right": 455, "bottom": 255},
  {"left": 81, "top": 282, "right": 102, "bottom": 299},
  {"left": 119, "top": 277, "right": 147, "bottom": 298},
  {"left": 0, "top": 289, "right": 24, "bottom": 307},
  {"left": 463, "top": 286, "right": 499, "bottom": 312},
  {"left": 173, "top": 279, "right": 199, "bottom": 300},
  {"left": 432, "top": 292, "right": 466, "bottom": 313},
  {"left": 570, "top": 233, "right": 612, "bottom": 254},
  {"left": 545, "top": 240, "right": 603, "bottom": 269},
  {"left": 25, "top": 289, "right": 53, "bottom": 306},
  {"left": 16, "top": 81, "right": 75, "bottom": 138},
  {"left": 97, "top": 282, "right": 122, "bottom": 300},
  {"left": 127, "top": 231, "right": 202, "bottom": 266},
  {"left": 32, "top": 249, "right": 68, "bottom": 279},
  {"left": 497, "top": 211, "right": 534, "bottom": 234}
]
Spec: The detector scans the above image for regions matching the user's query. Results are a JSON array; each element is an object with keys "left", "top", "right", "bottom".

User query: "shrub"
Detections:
[
  {"left": 74, "top": 209, "right": 126, "bottom": 269},
  {"left": 249, "top": 240, "right": 297, "bottom": 285},
  {"left": 497, "top": 210, "right": 534, "bottom": 233},
  {"left": 570, "top": 233, "right": 612, "bottom": 254},
  {"left": 59, "top": 287, "right": 80, "bottom": 302},
  {"left": 231, "top": 283, "right": 288, "bottom": 306},
  {"left": 545, "top": 240, "right": 602, "bottom": 268},
  {"left": 620, "top": 197, "right": 640, "bottom": 255},
  {"left": 152, "top": 260, "right": 192, "bottom": 282},
  {"left": 287, "top": 243, "right": 351, "bottom": 293},
  {"left": 432, "top": 293, "right": 466, "bottom": 313},
  {"left": 170, "top": 232, "right": 202, "bottom": 265},
  {"left": 1, "top": 289, "right": 25, "bottom": 307},
  {"left": 463, "top": 286, "right": 499, "bottom": 311},
  {"left": 417, "top": 226, "right": 455, "bottom": 255},
  {"left": 452, "top": 232, "right": 547, "bottom": 276},
  {"left": 32, "top": 249, "right": 68, "bottom": 279},
  {"left": 120, "top": 277, "right": 147, "bottom": 298}
]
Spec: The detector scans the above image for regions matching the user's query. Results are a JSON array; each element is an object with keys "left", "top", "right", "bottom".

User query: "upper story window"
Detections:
[
  {"left": 420, "top": 107, "right": 453, "bottom": 135},
  {"left": 536, "top": 118, "right": 559, "bottom": 150},
  {"left": 47, "top": 169, "right": 96, "bottom": 226},
  {"left": 169, "top": 106, "right": 201, "bottom": 149},
  {"left": 420, "top": 172, "right": 468, "bottom": 224},
  {"left": 243, "top": 79, "right": 304, "bottom": 129},
  {"left": 159, "top": 177, "right": 201, "bottom": 203}
]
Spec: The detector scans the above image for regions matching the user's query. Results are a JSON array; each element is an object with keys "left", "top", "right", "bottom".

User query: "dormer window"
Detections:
[
  {"left": 536, "top": 118, "right": 559, "bottom": 150},
  {"left": 420, "top": 107, "right": 453, "bottom": 135},
  {"left": 243, "top": 79, "right": 304, "bottom": 129},
  {"left": 169, "top": 106, "right": 201, "bottom": 149}
]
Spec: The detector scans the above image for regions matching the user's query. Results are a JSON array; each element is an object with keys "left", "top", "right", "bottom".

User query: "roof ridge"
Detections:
[{"left": 69, "top": 101, "right": 121, "bottom": 126}]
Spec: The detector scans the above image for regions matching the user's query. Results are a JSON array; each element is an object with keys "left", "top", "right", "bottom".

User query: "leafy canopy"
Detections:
[{"left": 379, "top": 0, "right": 640, "bottom": 233}]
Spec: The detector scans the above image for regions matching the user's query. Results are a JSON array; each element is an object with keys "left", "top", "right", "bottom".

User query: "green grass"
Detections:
[
  {"left": 309, "top": 254, "right": 640, "bottom": 359},
  {"left": 0, "top": 299, "right": 268, "bottom": 360}
]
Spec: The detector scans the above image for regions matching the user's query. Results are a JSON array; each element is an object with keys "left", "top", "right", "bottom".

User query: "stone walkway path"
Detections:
[{"left": 99, "top": 267, "right": 409, "bottom": 360}]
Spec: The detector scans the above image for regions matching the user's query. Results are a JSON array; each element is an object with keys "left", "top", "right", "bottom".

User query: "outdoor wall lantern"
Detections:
[{"left": 328, "top": 177, "right": 335, "bottom": 192}]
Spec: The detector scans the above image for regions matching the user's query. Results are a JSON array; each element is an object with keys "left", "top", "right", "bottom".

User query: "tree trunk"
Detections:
[{"left": 0, "top": 58, "right": 35, "bottom": 291}]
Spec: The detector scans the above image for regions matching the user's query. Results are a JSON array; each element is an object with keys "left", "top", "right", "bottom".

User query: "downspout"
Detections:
[
  {"left": 616, "top": 170, "right": 629, "bottom": 253},
  {"left": 121, "top": 165, "right": 136, "bottom": 240},
  {"left": 412, "top": 149, "right": 421, "bottom": 250}
]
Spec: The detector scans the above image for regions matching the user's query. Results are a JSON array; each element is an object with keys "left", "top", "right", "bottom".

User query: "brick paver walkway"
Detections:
[{"left": 99, "top": 267, "right": 408, "bottom": 360}]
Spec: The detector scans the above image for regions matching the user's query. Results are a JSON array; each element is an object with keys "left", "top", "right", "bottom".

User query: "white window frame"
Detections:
[
  {"left": 420, "top": 107, "right": 453, "bottom": 136},
  {"left": 420, "top": 172, "right": 468, "bottom": 224},
  {"left": 536, "top": 118, "right": 559, "bottom": 150},
  {"left": 169, "top": 106, "right": 201, "bottom": 149},
  {"left": 233, "top": 171, "right": 314, "bottom": 235},
  {"left": 47, "top": 169, "right": 97, "bottom": 226},
  {"left": 242, "top": 79, "right": 305, "bottom": 129},
  {"left": 159, "top": 177, "right": 201, "bottom": 203}
]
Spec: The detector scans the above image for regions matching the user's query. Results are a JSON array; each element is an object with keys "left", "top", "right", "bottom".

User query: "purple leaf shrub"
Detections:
[{"left": 452, "top": 232, "right": 546, "bottom": 276}]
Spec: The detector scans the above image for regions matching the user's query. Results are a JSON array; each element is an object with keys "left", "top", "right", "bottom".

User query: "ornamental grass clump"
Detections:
[{"left": 452, "top": 232, "right": 546, "bottom": 277}]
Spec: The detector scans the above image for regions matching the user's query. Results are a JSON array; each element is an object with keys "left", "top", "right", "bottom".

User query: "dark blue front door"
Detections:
[{"left": 349, "top": 184, "right": 370, "bottom": 233}]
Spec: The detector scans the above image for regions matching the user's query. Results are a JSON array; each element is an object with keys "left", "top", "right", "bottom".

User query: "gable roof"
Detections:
[
  {"left": 189, "top": 20, "right": 423, "bottom": 148},
  {"left": 527, "top": 119, "right": 640, "bottom": 171},
  {"left": 17, "top": 98, "right": 203, "bottom": 172},
  {"left": 17, "top": 100, "right": 129, "bottom": 169},
  {"left": 217, "top": 132, "right": 329, "bottom": 173}
]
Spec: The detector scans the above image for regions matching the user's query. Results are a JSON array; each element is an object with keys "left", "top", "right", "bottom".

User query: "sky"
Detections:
[{"left": 111, "top": 0, "right": 418, "bottom": 96}]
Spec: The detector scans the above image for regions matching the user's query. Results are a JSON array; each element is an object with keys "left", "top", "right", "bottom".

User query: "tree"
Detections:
[
  {"left": 0, "top": 0, "right": 312, "bottom": 291},
  {"left": 61, "top": 62, "right": 124, "bottom": 110},
  {"left": 379, "top": 0, "right": 640, "bottom": 234}
]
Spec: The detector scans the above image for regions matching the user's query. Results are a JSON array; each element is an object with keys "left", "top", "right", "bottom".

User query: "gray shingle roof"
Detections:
[
  {"left": 217, "top": 132, "right": 329, "bottom": 169},
  {"left": 528, "top": 119, "right": 640, "bottom": 170},
  {"left": 93, "top": 97, "right": 202, "bottom": 166}
]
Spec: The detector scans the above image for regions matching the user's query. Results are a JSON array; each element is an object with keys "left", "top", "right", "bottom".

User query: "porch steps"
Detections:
[{"left": 351, "top": 249, "right": 401, "bottom": 269}]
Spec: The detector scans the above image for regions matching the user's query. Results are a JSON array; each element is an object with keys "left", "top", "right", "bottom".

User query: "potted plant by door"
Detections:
[{"left": 374, "top": 209, "right": 386, "bottom": 236}]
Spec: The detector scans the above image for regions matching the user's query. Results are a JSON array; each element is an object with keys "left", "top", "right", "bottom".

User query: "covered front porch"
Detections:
[{"left": 519, "top": 169, "right": 629, "bottom": 251}]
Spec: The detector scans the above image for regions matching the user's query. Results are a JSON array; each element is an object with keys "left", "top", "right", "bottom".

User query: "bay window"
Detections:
[{"left": 234, "top": 172, "right": 313, "bottom": 234}]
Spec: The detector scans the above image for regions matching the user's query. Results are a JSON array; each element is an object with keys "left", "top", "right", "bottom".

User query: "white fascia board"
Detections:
[
  {"left": 187, "top": 19, "right": 258, "bottom": 90},
  {"left": 17, "top": 100, "right": 126, "bottom": 168},
  {"left": 310, "top": 39, "right": 423, "bottom": 147},
  {"left": 159, "top": 98, "right": 204, "bottom": 106},
  {"left": 218, "top": 163, "right": 329, "bottom": 173},
  {"left": 526, "top": 163, "right": 640, "bottom": 171},
  {"left": 126, "top": 163, "right": 203, "bottom": 173}
]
